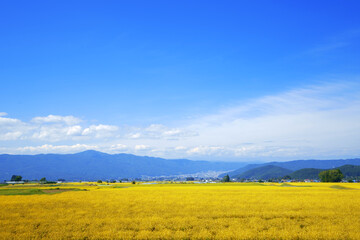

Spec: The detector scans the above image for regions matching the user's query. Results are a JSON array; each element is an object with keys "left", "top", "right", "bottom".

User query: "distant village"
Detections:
[{"left": 4, "top": 174, "right": 359, "bottom": 185}]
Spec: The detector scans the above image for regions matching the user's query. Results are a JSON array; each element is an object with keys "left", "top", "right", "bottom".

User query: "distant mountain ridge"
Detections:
[
  {"left": 222, "top": 158, "right": 360, "bottom": 178},
  {"left": 0, "top": 150, "right": 246, "bottom": 181},
  {"left": 3, "top": 151, "right": 360, "bottom": 181}
]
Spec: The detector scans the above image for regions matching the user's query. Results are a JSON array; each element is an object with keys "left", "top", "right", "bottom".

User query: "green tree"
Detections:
[
  {"left": 319, "top": 169, "right": 344, "bottom": 182},
  {"left": 40, "top": 177, "right": 47, "bottom": 183},
  {"left": 222, "top": 174, "right": 230, "bottom": 182},
  {"left": 11, "top": 175, "right": 22, "bottom": 181},
  {"left": 283, "top": 175, "right": 292, "bottom": 180},
  {"left": 97, "top": 180, "right": 102, "bottom": 183}
]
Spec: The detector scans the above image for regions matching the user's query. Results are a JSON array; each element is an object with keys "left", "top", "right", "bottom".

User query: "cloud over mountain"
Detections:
[{"left": 1, "top": 81, "right": 360, "bottom": 161}]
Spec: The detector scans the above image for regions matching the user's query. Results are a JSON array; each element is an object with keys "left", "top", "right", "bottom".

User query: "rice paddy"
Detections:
[{"left": 1, "top": 182, "right": 360, "bottom": 239}]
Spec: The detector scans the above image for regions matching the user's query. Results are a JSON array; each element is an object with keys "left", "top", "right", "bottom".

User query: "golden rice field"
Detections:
[{"left": 1, "top": 182, "right": 360, "bottom": 239}]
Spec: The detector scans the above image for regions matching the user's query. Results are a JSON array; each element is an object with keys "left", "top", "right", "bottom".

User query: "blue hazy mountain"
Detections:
[
  {"left": 0, "top": 150, "right": 246, "bottom": 181},
  {"left": 222, "top": 158, "right": 360, "bottom": 178}
]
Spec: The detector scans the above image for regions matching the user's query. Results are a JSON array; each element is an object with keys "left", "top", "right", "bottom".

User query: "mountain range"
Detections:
[
  {"left": 0, "top": 150, "right": 246, "bottom": 181},
  {"left": 221, "top": 159, "right": 360, "bottom": 180},
  {"left": 2, "top": 150, "right": 360, "bottom": 181},
  {"left": 221, "top": 158, "right": 360, "bottom": 179}
]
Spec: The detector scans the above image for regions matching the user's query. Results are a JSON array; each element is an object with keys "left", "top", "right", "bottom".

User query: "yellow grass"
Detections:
[{"left": 1, "top": 182, "right": 360, "bottom": 239}]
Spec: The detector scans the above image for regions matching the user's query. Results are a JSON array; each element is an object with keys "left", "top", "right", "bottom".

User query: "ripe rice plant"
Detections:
[{"left": 1, "top": 182, "right": 360, "bottom": 239}]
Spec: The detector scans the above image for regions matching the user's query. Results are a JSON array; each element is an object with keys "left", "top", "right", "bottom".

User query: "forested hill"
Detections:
[
  {"left": 290, "top": 165, "right": 360, "bottom": 180},
  {"left": 0, "top": 150, "right": 246, "bottom": 181},
  {"left": 231, "top": 165, "right": 292, "bottom": 180},
  {"left": 222, "top": 158, "right": 360, "bottom": 178},
  {"left": 224, "top": 164, "right": 360, "bottom": 180},
  {"left": 289, "top": 168, "right": 324, "bottom": 180}
]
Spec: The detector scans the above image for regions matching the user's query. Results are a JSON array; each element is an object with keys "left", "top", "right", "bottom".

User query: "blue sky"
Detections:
[{"left": 1, "top": 1, "right": 360, "bottom": 161}]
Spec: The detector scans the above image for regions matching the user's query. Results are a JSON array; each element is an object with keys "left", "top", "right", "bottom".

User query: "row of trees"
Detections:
[
  {"left": 9, "top": 170, "right": 345, "bottom": 183},
  {"left": 9, "top": 175, "right": 53, "bottom": 183},
  {"left": 222, "top": 169, "right": 345, "bottom": 183}
]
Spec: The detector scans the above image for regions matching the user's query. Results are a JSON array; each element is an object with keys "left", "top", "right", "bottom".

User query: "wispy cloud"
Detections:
[
  {"left": 31, "top": 115, "right": 82, "bottom": 125},
  {"left": 125, "top": 124, "right": 197, "bottom": 140},
  {"left": 305, "top": 42, "right": 349, "bottom": 55},
  {"left": 177, "top": 81, "right": 360, "bottom": 160},
  {"left": 12, "top": 144, "right": 99, "bottom": 153},
  {"left": 302, "top": 29, "right": 360, "bottom": 57},
  {"left": 1, "top": 81, "right": 360, "bottom": 161}
]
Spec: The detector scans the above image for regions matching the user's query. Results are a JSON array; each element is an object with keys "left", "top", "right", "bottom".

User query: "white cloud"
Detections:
[
  {"left": 187, "top": 146, "right": 225, "bottom": 155},
  {"left": 66, "top": 125, "right": 83, "bottom": 136},
  {"left": 0, "top": 115, "right": 32, "bottom": 140},
  {"left": 32, "top": 115, "right": 82, "bottom": 125},
  {"left": 1, "top": 131, "right": 23, "bottom": 141},
  {"left": 110, "top": 143, "right": 128, "bottom": 151},
  {"left": 0, "top": 115, "right": 22, "bottom": 125},
  {"left": 1, "top": 81, "right": 360, "bottom": 161},
  {"left": 16, "top": 144, "right": 98, "bottom": 153},
  {"left": 127, "top": 132, "right": 142, "bottom": 139},
  {"left": 126, "top": 124, "right": 197, "bottom": 140},
  {"left": 134, "top": 144, "right": 150, "bottom": 150},
  {"left": 0, "top": 114, "right": 119, "bottom": 142},
  {"left": 82, "top": 124, "right": 119, "bottom": 138},
  {"left": 0, "top": 112, "right": 7, "bottom": 117},
  {"left": 174, "top": 146, "right": 187, "bottom": 151},
  {"left": 179, "top": 81, "right": 360, "bottom": 159}
]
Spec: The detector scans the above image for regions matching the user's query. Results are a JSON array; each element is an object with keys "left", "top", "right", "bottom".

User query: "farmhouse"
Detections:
[{"left": 6, "top": 181, "right": 25, "bottom": 184}]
